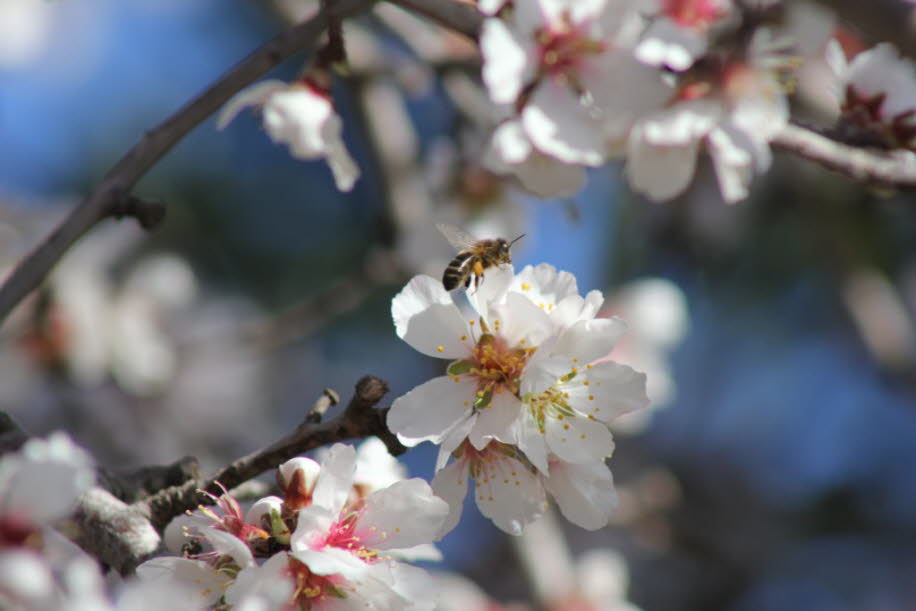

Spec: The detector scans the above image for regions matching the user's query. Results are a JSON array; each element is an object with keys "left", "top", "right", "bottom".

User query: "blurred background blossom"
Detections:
[{"left": 2, "top": 1, "right": 916, "bottom": 609}]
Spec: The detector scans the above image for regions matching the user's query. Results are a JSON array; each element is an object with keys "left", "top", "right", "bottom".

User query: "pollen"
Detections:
[
  {"left": 461, "top": 335, "right": 467, "bottom": 341},
  {"left": 437, "top": 346, "right": 444, "bottom": 352},
  {"left": 588, "top": 395, "right": 594, "bottom": 400},
  {"left": 521, "top": 282, "right": 531, "bottom": 290}
]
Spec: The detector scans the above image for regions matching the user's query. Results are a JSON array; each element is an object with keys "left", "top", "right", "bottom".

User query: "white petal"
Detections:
[
  {"left": 0, "top": 550, "right": 54, "bottom": 607},
  {"left": 625, "top": 122, "right": 700, "bottom": 202},
  {"left": 162, "top": 513, "right": 210, "bottom": 555},
  {"left": 201, "top": 527, "right": 254, "bottom": 568},
  {"left": 487, "top": 120, "right": 533, "bottom": 165},
  {"left": 505, "top": 151, "right": 588, "bottom": 199},
  {"left": 313, "top": 443, "right": 357, "bottom": 515},
  {"left": 544, "top": 460, "right": 617, "bottom": 530},
  {"left": 387, "top": 543, "right": 443, "bottom": 562},
  {"left": 386, "top": 563, "right": 439, "bottom": 611},
  {"left": 135, "top": 557, "right": 229, "bottom": 606},
  {"left": 263, "top": 87, "right": 334, "bottom": 159},
  {"left": 481, "top": 18, "right": 535, "bottom": 105},
  {"left": 437, "top": 413, "right": 477, "bottom": 471},
  {"left": 707, "top": 126, "right": 753, "bottom": 203},
  {"left": 514, "top": 411, "right": 551, "bottom": 475},
  {"left": 354, "top": 437, "right": 407, "bottom": 492},
  {"left": 579, "top": 361, "right": 650, "bottom": 422},
  {"left": 512, "top": 263, "right": 579, "bottom": 307},
  {"left": 465, "top": 265, "right": 515, "bottom": 323},
  {"left": 217, "top": 79, "right": 288, "bottom": 129},
  {"left": 392, "top": 275, "right": 472, "bottom": 358},
  {"left": 225, "top": 552, "right": 295, "bottom": 609},
  {"left": 0, "top": 433, "right": 95, "bottom": 526},
  {"left": 520, "top": 351, "right": 571, "bottom": 396},
  {"left": 489, "top": 291, "right": 554, "bottom": 348},
  {"left": 325, "top": 140, "right": 361, "bottom": 192},
  {"left": 544, "top": 413, "right": 615, "bottom": 464},
  {"left": 430, "top": 460, "right": 470, "bottom": 537},
  {"left": 474, "top": 453, "right": 546, "bottom": 535},
  {"left": 634, "top": 18, "right": 708, "bottom": 71},
  {"left": 290, "top": 505, "right": 336, "bottom": 550},
  {"left": 521, "top": 81, "right": 607, "bottom": 166},
  {"left": 552, "top": 317, "right": 628, "bottom": 364},
  {"left": 468, "top": 391, "right": 522, "bottom": 449},
  {"left": 389, "top": 376, "right": 477, "bottom": 446},
  {"left": 357, "top": 479, "right": 450, "bottom": 548},
  {"left": 293, "top": 547, "right": 369, "bottom": 580}
]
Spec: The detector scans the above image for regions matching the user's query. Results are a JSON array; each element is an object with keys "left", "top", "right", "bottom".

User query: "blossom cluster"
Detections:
[
  {"left": 219, "top": 0, "right": 916, "bottom": 204},
  {"left": 136, "top": 439, "right": 449, "bottom": 610},
  {"left": 388, "top": 264, "right": 649, "bottom": 534}
]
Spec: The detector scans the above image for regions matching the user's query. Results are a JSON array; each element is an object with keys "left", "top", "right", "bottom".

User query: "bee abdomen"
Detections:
[{"left": 443, "top": 251, "right": 474, "bottom": 291}]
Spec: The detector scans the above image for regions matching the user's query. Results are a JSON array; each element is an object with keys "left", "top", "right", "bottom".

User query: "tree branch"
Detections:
[
  {"left": 138, "top": 375, "right": 404, "bottom": 532},
  {"left": 388, "top": 0, "right": 483, "bottom": 40},
  {"left": 0, "top": 0, "right": 378, "bottom": 326},
  {"left": 772, "top": 123, "right": 916, "bottom": 190}
]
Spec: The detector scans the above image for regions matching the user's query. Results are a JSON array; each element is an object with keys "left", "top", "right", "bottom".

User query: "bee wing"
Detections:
[{"left": 436, "top": 223, "right": 479, "bottom": 251}]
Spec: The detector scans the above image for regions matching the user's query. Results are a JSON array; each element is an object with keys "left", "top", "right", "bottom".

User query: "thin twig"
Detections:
[
  {"left": 138, "top": 375, "right": 404, "bottom": 531},
  {"left": 772, "top": 123, "right": 916, "bottom": 189},
  {"left": 0, "top": 0, "right": 377, "bottom": 326},
  {"left": 388, "top": 0, "right": 483, "bottom": 40},
  {"left": 306, "top": 388, "right": 340, "bottom": 423}
]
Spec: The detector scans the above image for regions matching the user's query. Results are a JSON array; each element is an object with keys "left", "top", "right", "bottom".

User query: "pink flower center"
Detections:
[
  {"left": 316, "top": 513, "right": 380, "bottom": 563},
  {"left": 844, "top": 85, "right": 916, "bottom": 150},
  {"left": 464, "top": 332, "right": 534, "bottom": 403},
  {"left": 663, "top": 0, "right": 727, "bottom": 29},
  {"left": 535, "top": 13, "right": 605, "bottom": 83}
]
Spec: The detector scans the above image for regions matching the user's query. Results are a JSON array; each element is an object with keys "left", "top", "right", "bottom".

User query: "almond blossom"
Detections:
[
  {"left": 480, "top": 0, "right": 667, "bottom": 167},
  {"left": 218, "top": 78, "right": 360, "bottom": 191},
  {"left": 826, "top": 40, "right": 916, "bottom": 151},
  {"left": 140, "top": 443, "right": 448, "bottom": 610},
  {"left": 0, "top": 432, "right": 95, "bottom": 544},
  {"left": 389, "top": 264, "right": 648, "bottom": 533},
  {"left": 626, "top": 31, "right": 790, "bottom": 203}
]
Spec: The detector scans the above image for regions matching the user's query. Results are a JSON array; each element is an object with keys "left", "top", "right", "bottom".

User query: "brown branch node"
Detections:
[{"left": 137, "top": 375, "right": 400, "bottom": 532}]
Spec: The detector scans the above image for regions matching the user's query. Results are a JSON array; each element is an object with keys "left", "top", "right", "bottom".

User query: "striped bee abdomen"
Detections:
[{"left": 442, "top": 251, "right": 474, "bottom": 291}]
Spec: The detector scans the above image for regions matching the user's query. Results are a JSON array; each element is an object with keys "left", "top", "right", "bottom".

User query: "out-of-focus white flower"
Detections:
[
  {"left": 0, "top": 432, "right": 94, "bottom": 537},
  {"left": 389, "top": 264, "right": 647, "bottom": 533},
  {"left": 600, "top": 278, "right": 689, "bottom": 433},
  {"left": 635, "top": 0, "right": 732, "bottom": 71},
  {"left": 432, "top": 571, "right": 529, "bottom": 611},
  {"left": 626, "top": 31, "right": 789, "bottom": 203},
  {"left": 827, "top": 41, "right": 916, "bottom": 150},
  {"left": 219, "top": 79, "right": 360, "bottom": 191},
  {"left": 0, "top": 0, "right": 55, "bottom": 69},
  {"left": 480, "top": 0, "right": 667, "bottom": 167},
  {"left": 557, "top": 549, "right": 641, "bottom": 611}
]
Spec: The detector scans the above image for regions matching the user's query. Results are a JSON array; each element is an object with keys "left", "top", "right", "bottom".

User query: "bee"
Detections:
[{"left": 437, "top": 223, "right": 524, "bottom": 291}]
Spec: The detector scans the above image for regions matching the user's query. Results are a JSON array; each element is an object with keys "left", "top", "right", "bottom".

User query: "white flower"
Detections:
[
  {"left": 626, "top": 34, "right": 789, "bottom": 203},
  {"left": 389, "top": 264, "right": 648, "bottom": 533},
  {"left": 0, "top": 432, "right": 95, "bottom": 533},
  {"left": 219, "top": 79, "right": 360, "bottom": 191},
  {"left": 827, "top": 41, "right": 916, "bottom": 150},
  {"left": 600, "top": 278, "right": 689, "bottom": 433},
  {"left": 635, "top": 0, "right": 732, "bottom": 71},
  {"left": 288, "top": 444, "right": 449, "bottom": 610},
  {"left": 480, "top": 0, "right": 666, "bottom": 167}
]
